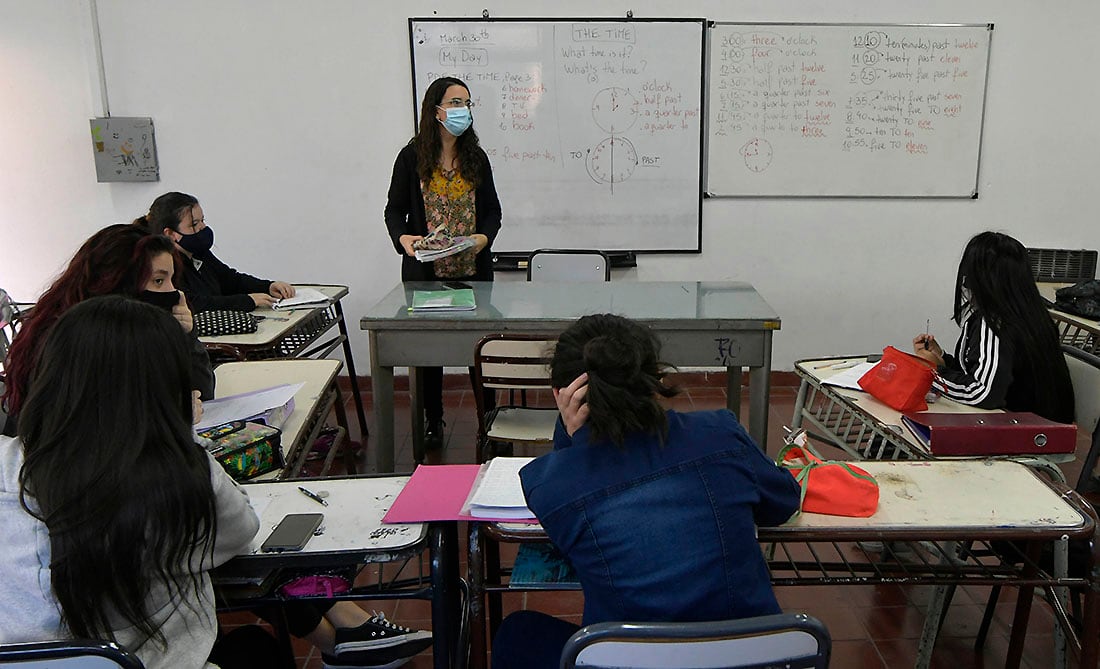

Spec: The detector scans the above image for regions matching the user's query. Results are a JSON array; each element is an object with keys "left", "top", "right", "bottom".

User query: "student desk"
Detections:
[
  {"left": 214, "top": 476, "right": 461, "bottom": 669},
  {"left": 1038, "top": 283, "right": 1100, "bottom": 357},
  {"left": 200, "top": 284, "right": 368, "bottom": 444},
  {"left": 214, "top": 359, "right": 351, "bottom": 479},
  {"left": 467, "top": 460, "right": 1099, "bottom": 669},
  {"left": 789, "top": 357, "right": 1073, "bottom": 481},
  {"left": 360, "top": 281, "right": 781, "bottom": 472}
]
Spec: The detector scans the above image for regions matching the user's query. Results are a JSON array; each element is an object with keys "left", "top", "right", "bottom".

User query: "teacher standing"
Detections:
[{"left": 384, "top": 76, "right": 502, "bottom": 449}]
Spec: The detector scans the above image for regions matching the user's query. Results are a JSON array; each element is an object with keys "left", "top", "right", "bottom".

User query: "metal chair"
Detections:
[
  {"left": 527, "top": 249, "right": 610, "bottom": 282},
  {"left": 0, "top": 640, "right": 144, "bottom": 668},
  {"left": 559, "top": 613, "right": 831, "bottom": 669},
  {"left": 471, "top": 334, "right": 559, "bottom": 463}
]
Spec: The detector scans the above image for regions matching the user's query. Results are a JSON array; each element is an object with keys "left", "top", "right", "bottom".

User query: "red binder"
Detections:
[{"left": 900, "top": 412, "right": 1076, "bottom": 456}]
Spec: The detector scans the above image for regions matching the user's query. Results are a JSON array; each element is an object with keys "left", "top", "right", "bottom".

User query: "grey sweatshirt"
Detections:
[{"left": 0, "top": 436, "right": 260, "bottom": 669}]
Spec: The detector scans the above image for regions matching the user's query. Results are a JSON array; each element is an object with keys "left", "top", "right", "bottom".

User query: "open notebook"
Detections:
[{"left": 463, "top": 457, "right": 536, "bottom": 520}]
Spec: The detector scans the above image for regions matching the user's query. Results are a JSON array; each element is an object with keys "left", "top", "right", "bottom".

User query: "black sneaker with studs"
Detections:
[{"left": 321, "top": 613, "right": 433, "bottom": 669}]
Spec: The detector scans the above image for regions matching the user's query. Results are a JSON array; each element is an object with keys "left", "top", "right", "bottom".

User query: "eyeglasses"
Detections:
[{"left": 441, "top": 98, "right": 475, "bottom": 109}]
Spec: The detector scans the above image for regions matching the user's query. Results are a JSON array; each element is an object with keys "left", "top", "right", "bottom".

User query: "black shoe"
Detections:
[
  {"left": 323, "top": 613, "right": 433, "bottom": 669},
  {"left": 424, "top": 418, "right": 445, "bottom": 450}
]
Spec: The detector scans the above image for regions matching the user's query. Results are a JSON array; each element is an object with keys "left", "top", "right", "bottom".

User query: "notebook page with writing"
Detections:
[{"left": 465, "top": 457, "right": 535, "bottom": 519}]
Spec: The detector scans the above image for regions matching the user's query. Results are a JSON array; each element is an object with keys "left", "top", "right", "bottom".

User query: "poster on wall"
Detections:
[{"left": 89, "top": 117, "right": 160, "bottom": 182}]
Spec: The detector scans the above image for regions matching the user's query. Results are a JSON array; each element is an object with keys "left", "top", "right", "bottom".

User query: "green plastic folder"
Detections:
[{"left": 409, "top": 289, "right": 476, "bottom": 312}]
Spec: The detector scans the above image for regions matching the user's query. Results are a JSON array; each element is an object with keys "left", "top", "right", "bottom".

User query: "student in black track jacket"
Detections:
[{"left": 913, "top": 231, "right": 1074, "bottom": 424}]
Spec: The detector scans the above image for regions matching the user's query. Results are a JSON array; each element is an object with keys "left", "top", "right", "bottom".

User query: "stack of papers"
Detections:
[
  {"left": 463, "top": 457, "right": 536, "bottom": 520},
  {"left": 414, "top": 236, "right": 476, "bottom": 262},
  {"left": 195, "top": 383, "right": 303, "bottom": 431},
  {"left": 409, "top": 289, "right": 476, "bottom": 312},
  {"left": 273, "top": 287, "right": 330, "bottom": 310}
]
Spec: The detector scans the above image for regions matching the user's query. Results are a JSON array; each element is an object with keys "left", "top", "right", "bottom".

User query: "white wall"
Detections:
[{"left": 2, "top": 0, "right": 1098, "bottom": 372}]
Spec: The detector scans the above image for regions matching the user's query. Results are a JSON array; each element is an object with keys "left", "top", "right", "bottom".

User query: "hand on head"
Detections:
[{"left": 553, "top": 372, "right": 590, "bottom": 437}]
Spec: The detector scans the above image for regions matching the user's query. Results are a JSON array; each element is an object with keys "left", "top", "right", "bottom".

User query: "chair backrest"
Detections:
[
  {"left": 527, "top": 250, "right": 610, "bottom": 282},
  {"left": 1064, "top": 345, "right": 1100, "bottom": 490},
  {"left": 0, "top": 640, "right": 144, "bottom": 668},
  {"left": 472, "top": 334, "right": 556, "bottom": 417},
  {"left": 0, "top": 288, "right": 19, "bottom": 365},
  {"left": 560, "top": 613, "right": 831, "bottom": 669}
]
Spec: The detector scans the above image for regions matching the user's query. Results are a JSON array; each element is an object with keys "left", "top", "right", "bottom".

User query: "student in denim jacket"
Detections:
[{"left": 492, "top": 314, "right": 802, "bottom": 669}]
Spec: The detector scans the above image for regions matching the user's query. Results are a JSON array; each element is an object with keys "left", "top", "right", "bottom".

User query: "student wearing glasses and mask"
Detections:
[
  {"left": 134, "top": 192, "right": 296, "bottom": 313},
  {"left": 384, "top": 76, "right": 502, "bottom": 450}
]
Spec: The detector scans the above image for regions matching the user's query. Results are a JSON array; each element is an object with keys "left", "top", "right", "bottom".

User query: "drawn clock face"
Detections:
[
  {"left": 591, "top": 87, "right": 639, "bottom": 134},
  {"left": 739, "top": 138, "right": 772, "bottom": 173},
  {"left": 587, "top": 136, "right": 638, "bottom": 185}
]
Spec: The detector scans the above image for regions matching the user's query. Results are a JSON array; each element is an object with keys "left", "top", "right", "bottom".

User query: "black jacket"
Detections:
[
  {"left": 384, "top": 143, "right": 502, "bottom": 282},
  {"left": 179, "top": 251, "right": 272, "bottom": 313}
]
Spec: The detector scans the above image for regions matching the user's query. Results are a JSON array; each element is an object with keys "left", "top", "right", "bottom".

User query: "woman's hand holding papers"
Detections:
[
  {"left": 249, "top": 292, "right": 277, "bottom": 308},
  {"left": 268, "top": 281, "right": 296, "bottom": 299},
  {"left": 553, "top": 373, "right": 590, "bottom": 437}
]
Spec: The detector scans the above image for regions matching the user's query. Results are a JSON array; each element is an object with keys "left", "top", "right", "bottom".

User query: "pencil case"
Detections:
[{"left": 199, "top": 420, "right": 284, "bottom": 481}]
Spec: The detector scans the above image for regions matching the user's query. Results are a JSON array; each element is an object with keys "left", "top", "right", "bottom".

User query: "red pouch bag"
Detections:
[
  {"left": 777, "top": 443, "right": 879, "bottom": 517},
  {"left": 857, "top": 345, "right": 936, "bottom": 412}
]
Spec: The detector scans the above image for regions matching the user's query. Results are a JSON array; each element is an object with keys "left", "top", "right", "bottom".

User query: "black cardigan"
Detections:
[{"left": 383, "top": 143, "right": 502, "bottom": 282}]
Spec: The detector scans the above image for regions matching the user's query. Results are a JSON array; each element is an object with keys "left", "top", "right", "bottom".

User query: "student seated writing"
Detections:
[
  {"left": 134, "top": 192, "right": 295, "bottom": 312},
  {"left": 913, "top": 231, "right": 1074, "bottom": 423},
  {"left": 491, "top": 314, "right": 802, "bottom": 669}
]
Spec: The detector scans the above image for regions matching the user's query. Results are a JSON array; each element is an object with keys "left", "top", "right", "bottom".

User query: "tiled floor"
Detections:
[{"left": 222, "top": 373, "right": 1095, "bottom": 668}]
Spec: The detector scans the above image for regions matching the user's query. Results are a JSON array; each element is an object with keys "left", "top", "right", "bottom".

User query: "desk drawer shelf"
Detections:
[{"left": 796, "top": 377, "right": 925, "bottom": 460}]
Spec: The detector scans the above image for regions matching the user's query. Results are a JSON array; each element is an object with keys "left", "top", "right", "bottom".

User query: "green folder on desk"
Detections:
[{"left": 409, "top": 289, "right": 476, "bottom": 312}]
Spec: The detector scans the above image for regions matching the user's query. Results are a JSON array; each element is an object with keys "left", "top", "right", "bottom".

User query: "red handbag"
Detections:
[
  {"left": 857, "top": 345, "right": 936, "bottom": 412},
  {"left": 777, "top": 443, "right": 879, "bottom": 518}
]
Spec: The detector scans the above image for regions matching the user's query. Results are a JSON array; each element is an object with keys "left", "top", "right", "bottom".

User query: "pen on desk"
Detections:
[
  {"left": 254, "top": 315, "right": 290, "bottom": 322},
  {"left": 924, "top": 318, "right": 931, "bottom": 350},
  {"left": 297, "top": 486, "right": 328, "bottom": 506}
]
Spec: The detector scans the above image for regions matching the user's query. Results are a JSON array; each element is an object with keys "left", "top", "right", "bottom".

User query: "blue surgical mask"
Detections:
[{"left": 438, "top": 107, "right": 472, "bottom": 136}]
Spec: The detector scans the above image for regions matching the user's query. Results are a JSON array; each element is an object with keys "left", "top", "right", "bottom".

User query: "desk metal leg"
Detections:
[
  {"left": 915, "top": 541, "right": 955, "bottom": 669},
  {"left": 747, "top": 330, "right": 773, "bottom": 452},
  {"left": 333, "top": 299, "right": 369, "bottom": 438},
  {"left": 468, "top": 523, "right": 488, "bottom": 669},
  {"left": 791, "top": 378, "right": 809, "bottom": 430},
  {"left": 369, "top": 331, "right": 396, "bottom": 473},
  {"left": 411, "top": 368, "right": 425, "bottom": 463},
  {"left": 430, "top": 523, "right": 461, "bottom": 669},
  {"left": 726, "top": 366, "right": 742, "bottom": 419}
]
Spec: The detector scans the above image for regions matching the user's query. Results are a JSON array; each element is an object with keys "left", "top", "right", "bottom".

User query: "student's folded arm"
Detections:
[
  {"left": 207, "top": 254, "right": 270, "bottom": 297},
  {"left": 932, "top": 330, "right": 1013, "bottom": 410},
  {"left": 748, "top": 446, "right": 803, "bottom": 526}
]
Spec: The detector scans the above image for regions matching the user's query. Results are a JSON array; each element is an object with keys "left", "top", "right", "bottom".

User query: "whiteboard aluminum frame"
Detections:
[
  {"left": 703, "top": 22, "right": 994, "bottom": 199},
  {"left": 407, "top": 17, "right": 706, "bottom": 255}
]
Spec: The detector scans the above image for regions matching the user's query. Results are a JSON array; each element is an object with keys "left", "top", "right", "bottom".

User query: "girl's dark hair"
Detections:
[
  {"left": 953, "top": 231, "right": 1070, "bottom": 417},
  {"left": 133, "top": 191, "right": 199, "bottom": 234},
  {"left": 413, "top": 77, "right": 485, "bottom": 186},
  {"left": 550, "top": 314, "right": 679, "bottom": 446},
  {"left": 17, "top": 295, "right": 216, "bottom": 647},
  {"left": 1, "top": 225, "right": 180, "bottom": 416}
]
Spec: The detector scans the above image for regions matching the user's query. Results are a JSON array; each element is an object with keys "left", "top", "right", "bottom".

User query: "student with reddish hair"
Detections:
[{"left": 1, "top": 224, "right": 211, "bottom": 436}]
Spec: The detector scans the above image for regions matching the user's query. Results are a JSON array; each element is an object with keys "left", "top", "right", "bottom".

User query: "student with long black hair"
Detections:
[
  {"left": 914, "top": 231, "right": 1074, "bottom": 423},
  {"left": 0, "top": 296, "right": 261, "bottom": 668},
  {"left": 491, "top": 314, "right": 801, "bottom": 669}
]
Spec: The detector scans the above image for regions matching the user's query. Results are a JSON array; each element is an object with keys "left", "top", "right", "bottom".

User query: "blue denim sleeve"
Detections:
[
  {"left": 747, "top": 444, "right": 802, "bottom": 527},
  {"left": 553, "top": 417, "right": 592, "bottom": 451}
]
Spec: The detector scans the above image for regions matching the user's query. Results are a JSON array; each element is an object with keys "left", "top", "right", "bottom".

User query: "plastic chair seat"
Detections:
[{"left": 485, "top": 407, "right": 558, "bottom": 444}]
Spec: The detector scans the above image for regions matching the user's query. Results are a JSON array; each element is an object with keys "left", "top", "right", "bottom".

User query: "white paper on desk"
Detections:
[
  {"left": 196, "top": 383, "right": 304, "bottom": 430},
  {"left": 463, "top": 457, "right": 536, "bottom": 519},
  {"left": 820, "top": 362, "right": 876, "bottom": 391},
  {"left": 272, "top": 287, "right": 330, "bottom": 310}
]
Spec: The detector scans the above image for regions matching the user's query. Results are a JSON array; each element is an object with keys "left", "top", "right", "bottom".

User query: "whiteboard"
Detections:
[
  {"left": 409, "top": 19, "right": 705, "bottom": 253},
  {"left": 706, "top": 23, "right": 992, "bottom": 197}
]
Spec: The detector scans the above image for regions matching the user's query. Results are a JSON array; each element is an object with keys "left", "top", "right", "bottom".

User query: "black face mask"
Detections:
[
  {"left": 137, "top": 289, "right": 180, "bottom": 311},
  {"left": 178, "top": 226, "right": 214, "bottom": 255}
]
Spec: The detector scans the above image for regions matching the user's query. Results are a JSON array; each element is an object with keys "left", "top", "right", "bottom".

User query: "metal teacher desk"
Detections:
[{"left": 360, "top": 281, "right": 781, "bottom": 472}]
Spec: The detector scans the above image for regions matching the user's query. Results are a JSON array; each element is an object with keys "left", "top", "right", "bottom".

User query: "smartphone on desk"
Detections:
[
  {"left": 260, "top": 513, "right": 324, "bottom": 553},
  {"left": 442, "top": 281, "right": 471, "bottom": 290}
]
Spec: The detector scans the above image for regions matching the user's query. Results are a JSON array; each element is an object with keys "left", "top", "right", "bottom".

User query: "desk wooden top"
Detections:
[
  {"left": 214, "top": 359, "right": 341, "bottom": 461},
  {"left": 200, "top": 284, "right": 347, "bottom": 347},
  {"left": 239, "top": 477, "right": 425, "bottom": 557}
]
